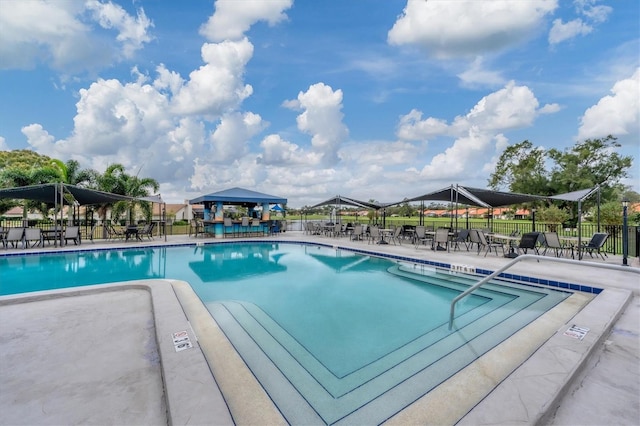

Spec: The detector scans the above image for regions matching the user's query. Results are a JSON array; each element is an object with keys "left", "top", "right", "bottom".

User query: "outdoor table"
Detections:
[
  {"left": 560, "top": 236, "right": 581, "bottom": 259},
  {"left": 125, "top": 226, "right": 142, "bottom": 241},
  {"left": 487, "top": 233, "right": 521, "bottom": 258},
  {"left": 42, "top": 228, "right": 63, "bottom": 246},
  {"left": 378, "top": 229, "right": 393, "bottom": 245}
]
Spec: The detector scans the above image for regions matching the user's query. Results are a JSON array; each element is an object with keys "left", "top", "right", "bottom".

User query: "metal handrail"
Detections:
[{"left": 448, "top": 254, "right": 639, "bottom": 329}]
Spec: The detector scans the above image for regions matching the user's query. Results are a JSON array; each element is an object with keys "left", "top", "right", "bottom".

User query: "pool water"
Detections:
[{"left": 0, "top": 242, "right": 571, "bottom": 424}]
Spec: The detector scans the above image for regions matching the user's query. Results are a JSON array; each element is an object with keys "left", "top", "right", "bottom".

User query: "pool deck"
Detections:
[{"left": 1, "top": 231, "right": 638, "bottom": 425}]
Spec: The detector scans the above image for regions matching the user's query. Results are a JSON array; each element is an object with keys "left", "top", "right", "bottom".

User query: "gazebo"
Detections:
[{"left": 188, "top": 187, "right": 287, "bottom": 238}]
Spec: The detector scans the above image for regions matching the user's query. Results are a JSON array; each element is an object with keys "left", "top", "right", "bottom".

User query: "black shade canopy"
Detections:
[
  {"left": 401, "top": 185, "right": 546, "bottom": 208},
  {"left": 310, "top": 195, "right": 381, "bottom": 210},
  {"left": 0, "top": 183, "right": 133, "bottom": 205}
]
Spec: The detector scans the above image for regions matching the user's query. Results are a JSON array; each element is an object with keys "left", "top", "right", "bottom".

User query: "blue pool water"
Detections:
[{"left": 0, "top": 242, "right": 571, "bottom": 424}]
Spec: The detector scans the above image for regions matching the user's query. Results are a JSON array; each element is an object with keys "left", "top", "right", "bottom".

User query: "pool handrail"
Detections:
[{"left": 449, "top": 254, "right": 640, "bottom": 330}]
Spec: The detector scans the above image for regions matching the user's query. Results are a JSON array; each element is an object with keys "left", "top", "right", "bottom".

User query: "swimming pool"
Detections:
[{"left": 0, "top": 242, "right": 572, "bottom": 424}]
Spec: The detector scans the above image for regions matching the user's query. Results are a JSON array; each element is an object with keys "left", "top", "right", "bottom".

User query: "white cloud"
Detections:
[
  {"left": 0, "top": 0, "right": 152, "bottom": 73},
  {"left": 0, "top": 136, "right": 8, "bottom": 151},
  {"left": 21, "top": 124, "right": 56, "bottom": 154},
  {"left": 208, "top": 112, "right": 267, "bottom": 163},
  {"left": 397, "top": 82, "right": 551, "bottom": 181},
  {"left": 548, "top": 19, "right": 592, "bottom": 45},
  {"left": 85, "top": 0, "right": 153, "bottom": 58},
  {"left": 287, "top": 83, "right": 349, "bottom": 166},
  {"left": 387, "top": 0, "right": 557, "bottom": 58},
  {"left": 457, "top": 57, "right": 505, "bottom": 89},
  {"left": 577, "top": 68, "right": 640, "bottom": 141},
  {"left": 396, "top": 110, "right": 448, "bottom": 141},
  {"left": 548, "top": 0, "right": 611, "bottom": 45},
  {"left": 258, "top": 134, "right": 305, "bottom": 166},
  {"left": 171, "top": 39, "right": 254, "bottom": 117},
  {"left": 199, "top": 0, "right": 293, "bottom": 42}
]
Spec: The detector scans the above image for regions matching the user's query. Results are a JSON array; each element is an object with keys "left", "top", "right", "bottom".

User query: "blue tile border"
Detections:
[{"left": 0, "top": 238, "right": 604, "bottom": 294}]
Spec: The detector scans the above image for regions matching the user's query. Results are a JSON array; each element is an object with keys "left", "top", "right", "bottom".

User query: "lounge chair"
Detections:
[
  {"left": 542, "top": 232, "right": 565, "bottom": 257},
  {"left": 516, "top": 232, "right": 541, "bottom": 255},
  {"left": 64, "top": 226, "right": 81, "bottom": 245},
  {"left": 580, "top": 233, "right": 609, "bottom": 260},
  {"left": 24, "top": 228, "right": 42, "bottom": 248},
  {"left": 4, "top": 227, "right": 24, "bottom": 249}
]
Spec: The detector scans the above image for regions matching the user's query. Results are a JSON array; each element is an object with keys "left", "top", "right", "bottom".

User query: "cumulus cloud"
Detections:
[
  {"left": 457, "top": 57, "right": 505, "bottom": 89},
  {"left": 394, "top": 82, "right": 554, "bottom": 181},
  {"left": 0, "top": 0, "right": 152, "bottom": 72},
  {"left": 548, "top": 18, "right": 592, "bottom": 45},
  {"left": 577, "top": 68, "right": 640, "bottom": 141},
  {"left": 548, "top": 0, "right": 611, "bottom": 45},
  {"left": 85, "top": 0, "right": 153, "bottom": 58},
  {"left": 199, "top": 0, "right": 293, "bottom": 42},
  {"left": 171, "top": 39, "right": 254, "bottom": 117},
  {"left": 387, "top": 0, "right": 557, "bottom": 58},
  {"left": 286, "top": 83, "right": 349, "bottom": 166},
  {"left": 0, "top": 136, "right": 8, "bottom": 151},
  {"left": 208, "top": 112, "right": 267, "bottom": 163}
]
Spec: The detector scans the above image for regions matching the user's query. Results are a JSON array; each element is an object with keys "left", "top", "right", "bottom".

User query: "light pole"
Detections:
[
  {"left": 622, "top": 199, "right": 629, "bottom": 266},
  {"left": 532, "top": 208, "right": 536, "bottom": 232}
]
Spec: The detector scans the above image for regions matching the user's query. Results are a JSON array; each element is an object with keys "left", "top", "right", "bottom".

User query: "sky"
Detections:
[{"left": 0, "top": 0, "right": 638, "bottom": 208}]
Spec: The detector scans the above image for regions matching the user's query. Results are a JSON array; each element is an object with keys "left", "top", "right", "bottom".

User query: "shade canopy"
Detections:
[
  {"left": 402, "top": 185, "right": 546, "bottom": 208},
  {"left": 549, "top": 187, "right": 598, "bottom": 202},
  {"left": 0, "top": 183, "right": 133, "bottom": 205},
  {"left": 310, "top": 195, "right": 381, "bottom": 210},
  {"left": 189, "top": 187, "right": 287, "bottom": 207}
]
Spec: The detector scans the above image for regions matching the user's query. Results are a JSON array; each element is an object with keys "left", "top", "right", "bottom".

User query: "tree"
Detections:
[
  {"left": 97, "top": 164, "right": 159, "bottom": 225},
  {"left": 489, "top": 136, "right": 634, "bottom": 219},
  {"left": 547, "top": 136, "right": 632, "bottom": 204},
  {"left": 488, "top": 140, "right": 550, "bottom": 195},
  {"left": 538, "top": 205, "right": 570, "bottom": 232}
]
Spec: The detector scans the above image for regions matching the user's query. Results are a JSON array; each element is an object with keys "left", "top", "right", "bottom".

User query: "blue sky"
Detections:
[{"left": 0, "top": 0, "right": 638, "bottom": 207}]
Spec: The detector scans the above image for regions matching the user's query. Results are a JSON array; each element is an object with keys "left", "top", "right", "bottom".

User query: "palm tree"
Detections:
[{"left": 96, "top": 164, "right": 159, "bottom": 227}]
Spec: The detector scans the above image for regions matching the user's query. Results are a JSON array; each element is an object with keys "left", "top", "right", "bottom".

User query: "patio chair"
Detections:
[
  {"left": 250, "top": 218, "right": 262, "bottom": 236},
  {"left": 414, "top": 226, "right": 433, "bottom": 250},
  {"left": 240, "top": 217, "right": 250, "bottom": 237},
  {"left": 389, "top": 226, "right": 403, "bottom": 245},
  {"left": 139, "top": 223, "right": 155, "bottom": 240},
  {"left": 468, "top": 229, "right": 482, "bottom": 254},
  {"left": 476, "top": 230, "right": 505, "bottom": 257},
  {"left": 350, "top": 224, "right": 364, "bottom": 241},
  {"left": 4, "top": 227, "right": 24, "bottom": 249},
  {"left": 368, "top": 226, "right": 382, "bottom": 244},
  {"left": 580, "top": 233, "right": 609, "bottom": 260},
  {"left": 433, "top": 228, "right": 450, "bottom": 251},
  {"left": 542, "top": 232, "right": 565, "bottom": 257},
  {"left": 63, "top": 226, "right": 81, "bottom": 245},
  {"left": 224, "top": 217, "right": 236, "bottom": 238},
  {"left": 107, "top": 223, "right": 125, "bottom": 240},
  {"left": 24, "top": 228, "right": 42, "bottom": 248},
  {"left": 516, "top": 232, "right": 541, "bottom": 255},
  {"left": 189, "top": 219, "right": 204, "bottom": 238},
  {"left": 452, "top": 229, "right": 470, "bottom": 251}
]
